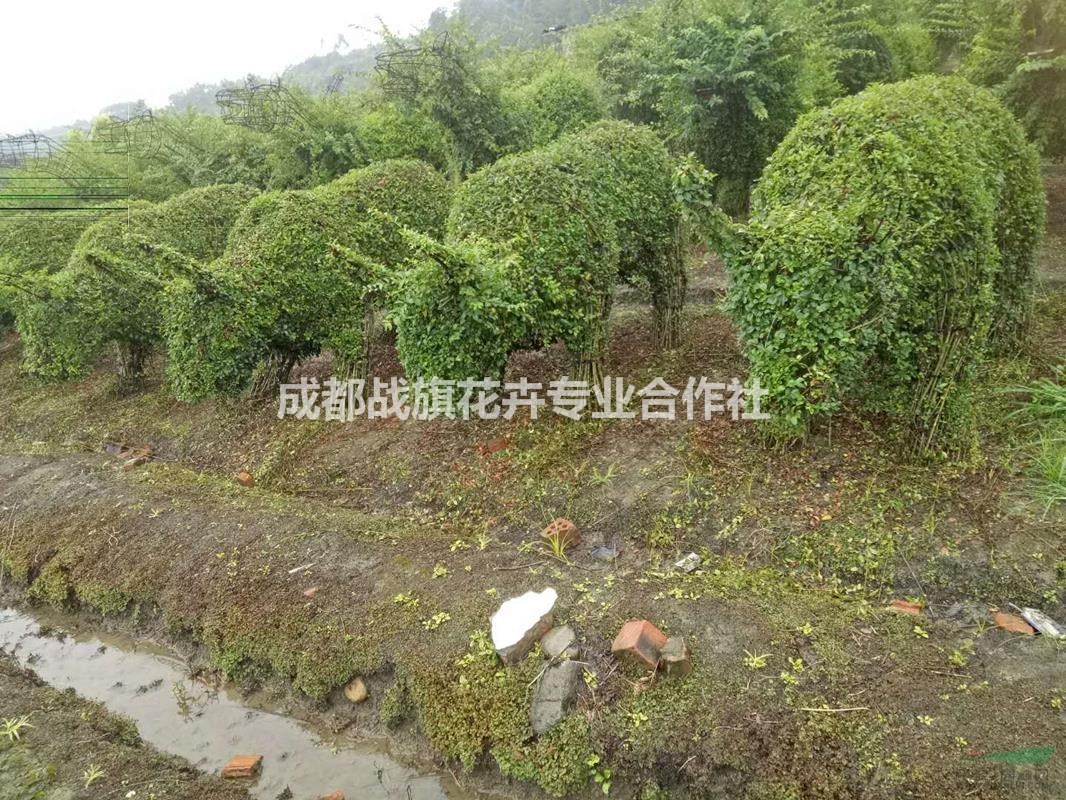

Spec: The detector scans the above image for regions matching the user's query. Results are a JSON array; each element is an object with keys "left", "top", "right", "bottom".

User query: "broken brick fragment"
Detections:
[
  {"left": 887, "top": 599, "right": 923, "bottom": 616},
  {"left": 612, "top": 619, "right": 668, "bottom": 670},
  {"left": 661, "top": 636, "right": 693, "bottom": 677},
  {"left": 994, "top": 612, "right": 1035, "bottom": 635},
  {"left": 320, "top": 793, "right": 345, "bottom": 800},
  {"left": 221, "top": 754, "right": 262, "bottom": 779},
  {"left": 541, "top": 518, "right": 579, "bottom": 549},
  {"left": 479, "top": 437, "right": 509, "bottom": 455},
  {"left": 237, "top": 470, "right": 255, "bottom": 488}
]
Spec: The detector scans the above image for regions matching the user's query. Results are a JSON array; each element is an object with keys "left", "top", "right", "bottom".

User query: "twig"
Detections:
[
  {"left": 798, "top": 706, "right": 870, "bottom": 713},
  {"left": 493, "top": 561, "right": 542, "bottom": 572},
  {"left": 899, "top": 551, "right": 928, "bottom": 613},
  {"left": 288, "top": 563, "right": 316, "bottom": 575},
  {"left": 0, "top": 506, "right": 17, "bottom": 593}
]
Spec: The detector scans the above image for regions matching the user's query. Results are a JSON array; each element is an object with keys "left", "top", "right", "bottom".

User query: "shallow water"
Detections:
[{"left": 0, "top": 606, "right": 475, "bottom": 800}]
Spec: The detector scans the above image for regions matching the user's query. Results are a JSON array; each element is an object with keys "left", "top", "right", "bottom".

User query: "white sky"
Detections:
[{"left": 0, "top": 0, "right": 451, "bottom": 133}]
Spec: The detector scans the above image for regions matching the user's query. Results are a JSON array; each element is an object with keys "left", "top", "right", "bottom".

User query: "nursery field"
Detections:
[
  {"left": 2, "top": 1, "right": 1065, "bottom": 798},
  {"left": 0, "top": 164, "right": 1062, "bottom": 799}
]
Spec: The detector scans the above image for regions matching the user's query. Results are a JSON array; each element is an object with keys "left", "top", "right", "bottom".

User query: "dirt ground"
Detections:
[{"left": 0, "top": 168, "right": 1063, "bottom": 799}]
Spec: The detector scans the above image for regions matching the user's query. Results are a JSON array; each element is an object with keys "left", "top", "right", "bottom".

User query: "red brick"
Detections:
[
  {"left": 541, "top": 518, "right": 579, "bottom": 549},
  {"left": 236, "top": 470, "right": 255, "bottom": 488},
  {"left": 887, "top": 599, "right": 922, "bottom": 616},
  {"left": 479, "top": 437, "right": 509, "bottom": 455},
  {"left": 612, "top": 620, "right": 668, "bottom": 669},
  {"left": 320, "top": 792, "right": 345, "bottom": 800},
  {"left": 994, "top": 612, "right": 1035, "bottom": 635},
  {"left": 221, "top": 754, "right": 262, "bottom": 779}
]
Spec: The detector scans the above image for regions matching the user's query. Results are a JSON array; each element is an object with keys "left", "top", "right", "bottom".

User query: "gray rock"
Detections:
[
  {"left": 590, "top": 545, "right": 619, "bottom": 562},
  {"left": 530, "top": 660, "right": 582, "bottom": 735},
  {"left": 541, "top": 625, "right": 579, "bottom": 659},
  {"left": 674, "top": 552, "right": 701, "bottom": 573}
]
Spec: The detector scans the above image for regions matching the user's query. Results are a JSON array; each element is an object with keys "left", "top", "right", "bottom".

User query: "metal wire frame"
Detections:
[
  {"left": 0, "top": 176, "right": 129, "bottom": 216},
  {"left": 93, "top": 110, "right": 163, "bottom": 158},
  {"left": 325, "top": 72, "right": 345, "bottom": 96},
  {"left": 374, "top": 32, "right": 455, "bottom": 100},
  {"left": 215, "top": 77, "right": 309, "bottom": 132},
  {"left": 0, "top": 134, "right": 129, "bottom": 216},
  {"left": 0, "top": 132, "right": 65, "bottom": 170}
]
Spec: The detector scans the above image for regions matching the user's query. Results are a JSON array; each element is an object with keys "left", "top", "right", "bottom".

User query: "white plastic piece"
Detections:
[
  {"left": 1020, "top": 607, "right": 1066, "bottom": 639},
  {"left": 675, "top": 553, "right": 701, "bottom": 573}
]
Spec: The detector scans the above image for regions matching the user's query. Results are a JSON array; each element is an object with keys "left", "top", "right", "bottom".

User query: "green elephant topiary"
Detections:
[
  {"left": 393, "top": 121, "right": 685, "bottom": 384},
  {"left": 725, "top": 76, "right": 1045, "bottom": 455},
  {"left": 164, "top": 160, "right": 453, "bottom": 401},
  {"left": 0, "top": 211, "right": 99, "bottom": 327},
  {"left": 17, "top": 183, "right": 259, "bottom": 387}
]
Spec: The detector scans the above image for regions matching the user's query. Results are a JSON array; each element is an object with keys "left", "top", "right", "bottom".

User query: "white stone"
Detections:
[{"left": 491, "top": 588, "right": 558, "bottom": 664}]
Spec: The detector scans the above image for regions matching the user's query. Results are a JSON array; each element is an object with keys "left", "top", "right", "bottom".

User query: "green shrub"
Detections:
[
  {"left": 357, "top": 103, "right": 458, "bottom": 178},
  {"left": 165, "top": 161, "right": 451, "bottom": 401},
  {"left": 553, "top": 121, "right": 686, "bottom": 347},
  {"left": 503, "top": 69, "right": 607, "bottom": 152},
  {"left": 16, "top": 185, "right": 257, "bottom": 387},
  {"left": 395, "top": 121, "right": 684, "bottom": 385},
  {"left": 726, "top": 76, "right": 1044, "bottom": 454},
  {"left": 963, "top": 0, "right": 1066, "bottom": 160},
  {"left": 0, "top": 212, "right": 98, "bottom": 326},
  {"left": 581, "top": 2, "right": 803, "bottom": 215}
]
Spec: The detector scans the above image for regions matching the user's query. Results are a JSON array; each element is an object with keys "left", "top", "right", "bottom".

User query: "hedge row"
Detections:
[{"left": 726, "top": 76, "right": 1045, "bottom": 454}]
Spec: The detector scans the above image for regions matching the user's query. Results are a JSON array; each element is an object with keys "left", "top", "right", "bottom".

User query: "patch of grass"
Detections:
[
  {"left": 493, "top": 716, "right": 596, "bottom": 798},
  {"left": 407, "top": 630, "right": 539, "bottom": 771},
  {"left": 1007, "top": 368, "right": 1066, "bottom": 516},
  {"left": 27, "top": 561, "right": 72, "bottom": 607},
  {"left": 74, "top": 583, "right": 133, "bottom": 616}
]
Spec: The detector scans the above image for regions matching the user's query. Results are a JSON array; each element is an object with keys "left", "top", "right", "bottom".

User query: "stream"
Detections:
[{"left": 0, "top": 606, "right": 481, "bottom": 800}]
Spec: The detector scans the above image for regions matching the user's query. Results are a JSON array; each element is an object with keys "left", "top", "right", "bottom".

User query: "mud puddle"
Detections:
[{"left": 0, "top": 606, "right": 478, "bottom": 800}]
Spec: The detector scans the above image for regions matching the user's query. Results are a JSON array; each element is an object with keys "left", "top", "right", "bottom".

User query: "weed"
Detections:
[
  {"left": 1, "top": 715, "right": 33, "bottom": 742},
  {"left": 587, "top": 754, "right": 613, "bottom": 795},
  {"left": 82, "top": 764, "right": 105, "bottom": 788},
  {"left": 590, "top": 463, "right": 619, "bottom": 488},
  {"left": 422, "top": 612, "right": 451, "bottom": 630},
  {"left": 392, "top": 593, "right": 420, "bottom": 610},
  {"left": 744, "top": 650, "right": 770, "bottom": 670},
  {"left": 1006, "top": 370, "right": 1066, "bottom": 515},
  {"left": 540, "top": 529, "right": 573, "bottom": 563}
]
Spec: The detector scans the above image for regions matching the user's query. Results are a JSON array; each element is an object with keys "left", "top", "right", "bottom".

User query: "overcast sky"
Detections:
[{"left": 0, "top": 0, "right": 450, "bottom": 133}]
